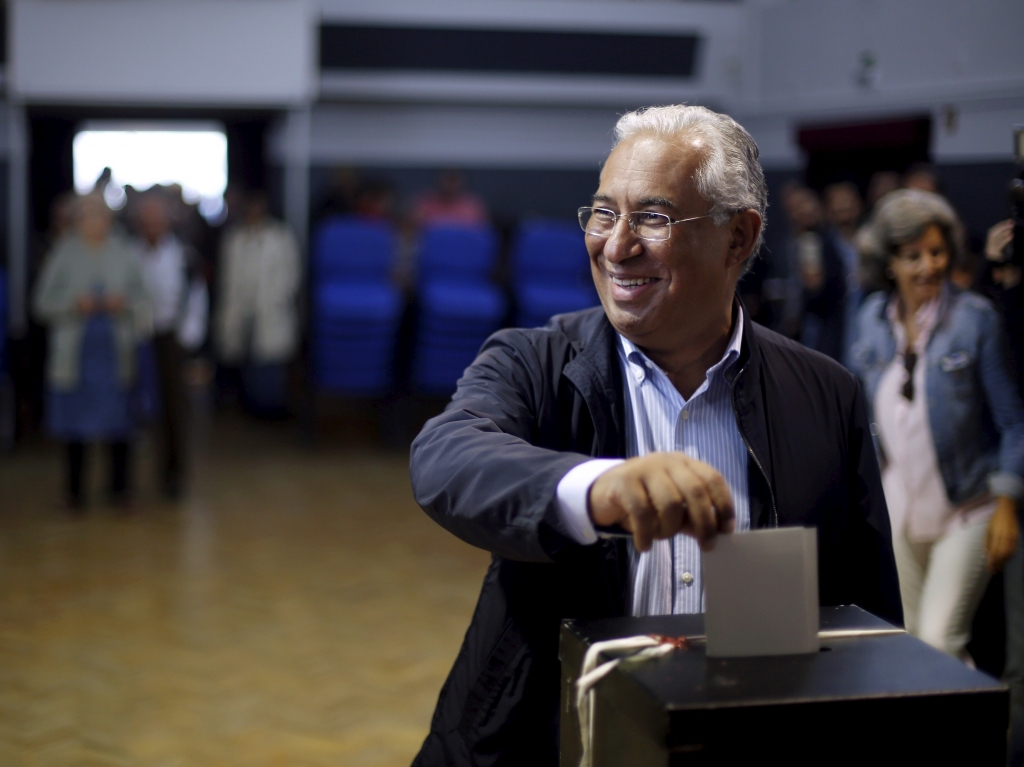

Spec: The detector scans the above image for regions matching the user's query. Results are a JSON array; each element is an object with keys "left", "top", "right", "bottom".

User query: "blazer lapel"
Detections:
[
  {"left": 563, "top": 314, "right": 626, "bottom": 459},
  {"left": 730, "top": 298, "right": 777, "bottom": 529}
]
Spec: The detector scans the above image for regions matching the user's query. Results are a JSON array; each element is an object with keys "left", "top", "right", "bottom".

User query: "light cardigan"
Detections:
[
  {"left": 215, "top": 220, "right": 300, "bottom": 365},
  {"left": 33, "top": 234, "right": 152, "bottom": 391}
]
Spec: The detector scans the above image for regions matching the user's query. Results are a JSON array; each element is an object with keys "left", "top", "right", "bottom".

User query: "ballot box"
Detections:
[{"left": 560, "top": 606, "right": 1007, "bottom": 766}]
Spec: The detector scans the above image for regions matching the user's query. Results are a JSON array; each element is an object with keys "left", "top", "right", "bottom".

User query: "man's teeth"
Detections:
[{"left": 611, "top": 276, "right": 656, "bottom": 287}]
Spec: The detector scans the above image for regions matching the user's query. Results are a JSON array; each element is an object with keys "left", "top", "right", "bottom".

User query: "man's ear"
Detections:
[{"left": 726, "top": 210, "right": 762, "bottom": 268}]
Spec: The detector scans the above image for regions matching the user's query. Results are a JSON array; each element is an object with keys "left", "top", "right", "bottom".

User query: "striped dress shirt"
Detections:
[{"left": 555, "top": 309, "right": 750, "bottom": 616}]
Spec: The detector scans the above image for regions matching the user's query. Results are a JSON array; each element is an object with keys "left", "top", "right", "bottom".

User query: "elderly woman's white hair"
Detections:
[
  {"left": 74, "top": 191, "right": 113, "bottom": 219},
  {"left": 858, "top": 188, "right": 965, "bottom": 287},
  {"left": 613, "top": 104, "right": 768, "bottom": 257}
]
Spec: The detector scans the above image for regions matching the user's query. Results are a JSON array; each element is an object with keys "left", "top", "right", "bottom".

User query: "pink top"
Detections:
[
  {"left": 874, "top": 293, "right": 995, "bottom": 542},
  {"left": 412, "top": 193, "right": 488, "bottom": 227}
]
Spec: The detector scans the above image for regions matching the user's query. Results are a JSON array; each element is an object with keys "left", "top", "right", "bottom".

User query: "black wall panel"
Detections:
[{"left": 320, "top": 25, "right": 699, "bottom": 77}]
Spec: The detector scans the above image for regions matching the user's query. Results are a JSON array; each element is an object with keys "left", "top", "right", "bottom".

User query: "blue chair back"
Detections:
[
  {"left": 313, "top": 216, "right": 396, "bottom": 283},
  {"left": 512, "top": 221, "right": 590, "bottom": 284},
  {"left": 418, "top": 225, "right": 498, "bottom": 285}
]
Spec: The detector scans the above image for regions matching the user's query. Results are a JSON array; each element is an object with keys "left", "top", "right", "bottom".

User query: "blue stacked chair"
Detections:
[
  {"left": 413, "top": 225, "right": 506, "bottom": 394},
  {"left": 311, "top": 217, "right": 402, "bottom": 395},
  {"left": 512, "top": 220, "right": 598, "bottom": 328}
]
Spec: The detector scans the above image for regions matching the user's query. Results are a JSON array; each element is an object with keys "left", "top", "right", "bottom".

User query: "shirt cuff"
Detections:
[
  {"left": 989, "top": 471, "right": 1024, "bottom": 503},
  {"left": 555, "top": 459, "right": 624, "bottom": 546}
]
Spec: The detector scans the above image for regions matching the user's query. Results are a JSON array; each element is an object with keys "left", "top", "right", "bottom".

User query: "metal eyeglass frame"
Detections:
[{"left": 578, "top": 206, "right": 712, "bottom": 242}]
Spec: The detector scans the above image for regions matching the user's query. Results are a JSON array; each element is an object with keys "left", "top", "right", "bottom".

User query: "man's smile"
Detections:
[{"left": 609, "top": 275, "right": 659, "bottom": 289}]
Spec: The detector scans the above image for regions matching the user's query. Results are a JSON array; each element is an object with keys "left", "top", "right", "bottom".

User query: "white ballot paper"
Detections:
[{"left": 702, "top": 526, "right": 819, "bottom": 658}]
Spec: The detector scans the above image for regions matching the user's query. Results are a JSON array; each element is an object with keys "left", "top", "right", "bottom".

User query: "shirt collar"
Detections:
[{"left": 618, "top": 305, "right": 745, "bottom": 386}]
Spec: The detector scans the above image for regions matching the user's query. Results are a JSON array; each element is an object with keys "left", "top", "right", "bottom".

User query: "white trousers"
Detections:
[{"left": 892, "top": 519, "right": 991, "bottom": 659}]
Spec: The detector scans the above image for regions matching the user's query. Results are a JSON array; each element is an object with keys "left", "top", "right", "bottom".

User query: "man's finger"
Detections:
[
  {"left": 671, "top": 463, "right": 719, "bottom": 549},
  {"left": 663, "top": 461, "right": 729, "bottom": 546},
  {"left": 678, "top": 458, "right": 736, "bottom": 530},
  {"left": 614, "top": 476, "right": 657, "bottom": 552},
  {"left": 641, "top": 470, "right": 686, "bottom": 540}
]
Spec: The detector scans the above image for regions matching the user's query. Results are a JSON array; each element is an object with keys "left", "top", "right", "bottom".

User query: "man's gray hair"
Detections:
[{"left": 613, "top": 104, "right": 768, "bottom": 257}]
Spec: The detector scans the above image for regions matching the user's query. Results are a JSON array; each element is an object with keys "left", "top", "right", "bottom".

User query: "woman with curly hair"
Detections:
[{"left": 852, "top": 188, "right": 1024, "bottom": 660}]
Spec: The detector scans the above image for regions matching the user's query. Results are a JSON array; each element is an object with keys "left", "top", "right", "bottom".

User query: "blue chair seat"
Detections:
[
  {"left": 415, "top": 332, "right": 491, "bottom": 351},
  {"left": 313, "top": 323, "right": 398, "bottom": 343},
  {"left": 317, "top": 371, "right": 391, "bottom": 395},
  {"left": 314, "top": 217, "right": 396, "bottom": 283},
  {"left": 315, "top": 282, "right": 402, "bottom": 322},
  {"left": 420, "top": 280, "right": 506, "bottom": 322},
  {"left": 516, "top": 284, "right": 597, "bottom": 325},
  {"left": 417, "top": 225, "right": 499, "bottom": 283},
  {"left": 315, "top": 348, "right": 393, "bottom": 367},
  {"left": 417, "top": 320, "right": 494, "bottom": 341}
]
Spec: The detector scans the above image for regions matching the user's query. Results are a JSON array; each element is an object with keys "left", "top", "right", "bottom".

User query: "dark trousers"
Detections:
[
  {"left": 152, "top": 332, "right": 187, "bottom": 489},
  {"left": 66, "top": 440, "right": 130, "bottom": 502}
]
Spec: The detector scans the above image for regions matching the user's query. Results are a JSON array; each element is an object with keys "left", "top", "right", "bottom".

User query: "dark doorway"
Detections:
[
  {"left": 29, "top": 113, "right": 77, "bottom": 237},
  {"left": 225, "top": 119, "right": 270, "bottom": 195},
  {"left": 797, "top": 116, "right": 932, "bottom": 195}
]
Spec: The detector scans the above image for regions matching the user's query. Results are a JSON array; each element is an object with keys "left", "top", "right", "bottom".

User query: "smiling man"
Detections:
[{"left": 409, "top": 105, "right": 901, "bottom": 767}]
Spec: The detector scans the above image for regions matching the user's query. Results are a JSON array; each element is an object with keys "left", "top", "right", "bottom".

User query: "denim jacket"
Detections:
[{"left": 851, "top": 284, "right": 1024, "bottom": 505}]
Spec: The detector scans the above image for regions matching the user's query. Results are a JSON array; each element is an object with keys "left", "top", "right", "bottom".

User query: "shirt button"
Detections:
[
  {"left": 681, "top": 572, "right": 694, "bottom": 585},
  {"left": 681, "top": 410, "right": 690, "bottom": 421}
]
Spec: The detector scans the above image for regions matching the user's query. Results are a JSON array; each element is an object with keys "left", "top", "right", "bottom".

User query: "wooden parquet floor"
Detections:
[{"left": 0, "top": 412, "right": 490, "bottom": 766}]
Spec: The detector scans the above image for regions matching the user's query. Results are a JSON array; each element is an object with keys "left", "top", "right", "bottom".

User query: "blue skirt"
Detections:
[{"left": 47, "top": 316, "right": 132, "bottom": 441}]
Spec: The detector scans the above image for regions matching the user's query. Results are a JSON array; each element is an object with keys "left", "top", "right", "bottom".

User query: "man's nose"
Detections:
[{"left": 602, "top": 217, "right": 642, "bottom": 263}]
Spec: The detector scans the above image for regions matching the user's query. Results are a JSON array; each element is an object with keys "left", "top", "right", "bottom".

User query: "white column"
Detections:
[
  {"left": 282, "top": 106, "right": 311, "bottom": 253},
  {"left": 6, "top": 102, "right": 28, "bottom": 338}
]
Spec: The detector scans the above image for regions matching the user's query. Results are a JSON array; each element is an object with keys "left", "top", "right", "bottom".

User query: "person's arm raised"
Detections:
[{"left": 411, "top": 330, "right": 596, "bottom": 563}]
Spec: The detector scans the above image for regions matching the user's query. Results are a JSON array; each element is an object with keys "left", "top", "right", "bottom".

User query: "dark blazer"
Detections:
[{"left": 410, "top": 303, "right": 901, "bottom": 767}]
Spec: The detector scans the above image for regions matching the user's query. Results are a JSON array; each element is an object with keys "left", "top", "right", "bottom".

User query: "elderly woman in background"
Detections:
[
  {"left": 34, "top": 194, "right": 151, "bottom": 510},
  {"left": 852, "top": 189, "right": 1024, "bottom": 660}
]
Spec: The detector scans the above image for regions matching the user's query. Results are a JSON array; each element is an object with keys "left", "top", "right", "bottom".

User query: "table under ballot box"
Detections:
[{"left": 560, "top": 606, "right": 1008, "bottom": 766}]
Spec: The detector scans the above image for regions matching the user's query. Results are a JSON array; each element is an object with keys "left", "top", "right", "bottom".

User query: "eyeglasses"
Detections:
[{"left": 578, "top": 206, "right": 711, "bottom": 242}]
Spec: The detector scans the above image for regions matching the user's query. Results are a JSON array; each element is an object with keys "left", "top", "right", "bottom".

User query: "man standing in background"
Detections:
[
  {"left": 823, "top": 181, "right": 865, "bottom": 367},
  {"left": 136, "top": 191, "right": 208, "bottom": 499},
  {"left": 215, "top": 191, "right": 300, "bottom": 416}
]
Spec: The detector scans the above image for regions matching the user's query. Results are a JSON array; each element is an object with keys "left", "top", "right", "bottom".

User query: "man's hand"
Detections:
[
  {"left": 588, "top": 452, "right": 735, "bottom": 553},
  {"left": 986, "top": 496, "right": 1019, "bottom": 572},
  {"left": 985, "top": 220, "right": 1014, "bottom": 262}
]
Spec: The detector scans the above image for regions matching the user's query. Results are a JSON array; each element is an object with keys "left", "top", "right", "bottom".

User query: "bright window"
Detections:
[{"left": 73, "top": 122, "right": 228, "bottom": 218}]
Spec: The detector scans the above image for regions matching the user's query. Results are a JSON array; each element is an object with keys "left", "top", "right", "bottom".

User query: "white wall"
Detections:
[
  {"left": 933, "top": 104, "right": 1024, "bottom": 163},
  {"left": 754, "top": 0, "right": 1024, "bottom": 117},
  {"left": 743, "top": 0, "right": 1024, "bottom": 166},
  {"left": 271, "top": 103, "right": 622, "bottom": 169},
  {"left": 9, "top": 0, "right": 317, "bottom": 106}
]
